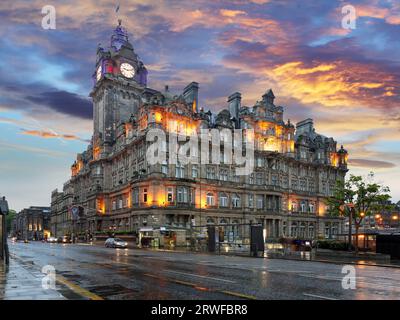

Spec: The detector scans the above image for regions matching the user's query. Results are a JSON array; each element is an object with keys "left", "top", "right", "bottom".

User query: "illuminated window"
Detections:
[
  {"left": 143, "top": 188, "right": 148, "bottom": 203},
  {"left": 167, "top": 187, "right": 174, "bottom": 203},
  {"left": 206, "top": 193, "right": 215, "bottom": 206}
]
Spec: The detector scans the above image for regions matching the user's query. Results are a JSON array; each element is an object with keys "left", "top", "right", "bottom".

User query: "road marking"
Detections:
[
  {"left": 10, "top": 252, "right": 103, "bottom": 300},
  {"left": 144, "top": 273, "right": 254, "bottom": 299},
  {"left": 56, "top": 275, "right": 104, "bottom": 300},
  {"left": 165, "top": 270, "right": 236, "bottom": 283},
  {"left": 221, "top": 290, "right": 257, "bottom": 300},
  {"left": 303, "top": 293, "right": 338, "bottom": 300}
]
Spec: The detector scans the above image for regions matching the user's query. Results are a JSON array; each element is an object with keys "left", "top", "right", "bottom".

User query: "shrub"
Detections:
[{"left": 317, "top": 240, "right": 354, "bottom": 251}]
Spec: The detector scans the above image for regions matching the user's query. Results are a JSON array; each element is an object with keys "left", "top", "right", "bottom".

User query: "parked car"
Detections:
[
  {"left": 105, "top": 237, "right": 128, "bottom": 248},
  {"left": 47, "top": 237, "right": 58, "bottom": 243},
  {"left": 57, "top": 236, "right": 72, "bottom": 244}
]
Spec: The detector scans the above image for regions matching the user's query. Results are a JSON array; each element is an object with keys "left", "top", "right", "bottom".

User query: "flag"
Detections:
[{"left": 116, "top": 4, "right": 120, "bottom": 13}]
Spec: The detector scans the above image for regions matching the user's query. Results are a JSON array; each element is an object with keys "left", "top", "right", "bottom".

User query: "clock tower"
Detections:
[{"left": 90, "top": 20, "right": 148, "bottom": 149}]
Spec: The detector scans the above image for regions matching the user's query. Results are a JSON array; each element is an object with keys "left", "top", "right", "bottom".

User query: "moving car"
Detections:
[
  {"left": 47, "top": 237, "right": 58, "bottom": 243},
  {"left": 105, "top": 238, "right": 128, "bottom": 248}
]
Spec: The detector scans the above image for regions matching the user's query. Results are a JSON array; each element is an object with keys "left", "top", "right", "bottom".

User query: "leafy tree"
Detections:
[
  {"left": 327, "top": 172, "right": 392, "bottom": 252},
  {"left": 6, "top": 209, "right": 16, "bottom": 232}
]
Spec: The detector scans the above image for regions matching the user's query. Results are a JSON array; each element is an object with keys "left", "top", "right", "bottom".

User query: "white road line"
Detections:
[
  {"left": 165, "top": 270, "right": 236, "bottom": 283},
  {"left": 303, "top": 293, "right": 338, "bottom": 300}
]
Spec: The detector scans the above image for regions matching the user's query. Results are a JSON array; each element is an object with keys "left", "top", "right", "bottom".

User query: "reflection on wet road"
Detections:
[{"left": 8, "top": 241, "right": 400, "bottom": 300}]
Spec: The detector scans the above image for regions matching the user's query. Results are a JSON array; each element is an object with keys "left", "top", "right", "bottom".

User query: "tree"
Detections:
[
  {"left": 6, "top": 209, "right": 16, "bottom": 233},
  {"left": 327, "top": 172, "right": 392, "bottom": 253}
]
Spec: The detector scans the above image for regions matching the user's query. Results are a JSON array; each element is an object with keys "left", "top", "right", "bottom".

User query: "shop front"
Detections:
[{"left": 138, "top": 227, "right": 187, "bottom": 249}]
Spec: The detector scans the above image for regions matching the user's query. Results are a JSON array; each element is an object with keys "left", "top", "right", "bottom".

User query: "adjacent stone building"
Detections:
[
  {"left": 13, "top": 206, "right": 51, "bottom": 240},
  {"left": 50, "top": 21, "right": 348, "bottom": 246}
]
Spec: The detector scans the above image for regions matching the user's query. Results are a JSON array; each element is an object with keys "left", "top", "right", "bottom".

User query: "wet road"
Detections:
[{"left": 8, "top": 241, "right": 400, "bottom": 300}]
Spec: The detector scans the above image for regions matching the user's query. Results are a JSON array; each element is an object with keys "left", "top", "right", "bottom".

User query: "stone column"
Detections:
[{"left": 272, "top": 219, "right": 276, "bottom": 238}]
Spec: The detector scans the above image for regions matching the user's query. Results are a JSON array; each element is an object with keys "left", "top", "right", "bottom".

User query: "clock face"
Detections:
[
  {"left": 120, "top": 62, "right": 135, "bottom": 78},
  {"left": 96, "top": 64, "right": 102, "bottom": 81}
]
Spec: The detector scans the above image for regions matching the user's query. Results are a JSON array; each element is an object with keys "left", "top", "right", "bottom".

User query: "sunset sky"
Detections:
[{"left": 0, "top": 0, "right": 399, "bottom": 211}]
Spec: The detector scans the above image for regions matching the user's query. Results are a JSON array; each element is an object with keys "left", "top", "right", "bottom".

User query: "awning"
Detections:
[{"left": 139, "top": 227, "right": 154, "bottom": 232}]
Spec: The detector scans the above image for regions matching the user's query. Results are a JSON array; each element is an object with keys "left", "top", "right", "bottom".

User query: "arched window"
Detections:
[
  {"left": 206, "top": 192, "right": 215, "bottom": 206},
  {"left": 299, "top": 222, "right": 306, "bottom": 238},
  {"left": 331, "top": 223, "right": 338, "bottom": 238},
  {"left": 206, "top": 217, "right": 215, "bottom": 225},
  {"left": 325, "top": 223, "right": 331, "bottom": 239},
  {"left": 308, "top": 223, "right": 315, "bottom": 238},
  {"left": 290, "top": 222, "right": 298, "bottom": 238},
  {"left": 232, "top": 220, "right": 240, "bottom": 239},
  {"left": 219, "top": 192, "right": 228, "bottom": 207},
  {"left": 232, "top": 193, "right": 241, "bottom": 208}
]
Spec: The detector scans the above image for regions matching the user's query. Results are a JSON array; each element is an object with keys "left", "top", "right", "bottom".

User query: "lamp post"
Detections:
[
  {"left": 375, "top": 214, "right": 381, "bottom": 229},
  {"left": 0, "top": 196, "right": 10, "bottom": 265},
  {"left": 345, "top": 204, "right": 355, "bottom": 252},
  {"left": 392, "top": 215, "right": 399, "bottom": 229}
]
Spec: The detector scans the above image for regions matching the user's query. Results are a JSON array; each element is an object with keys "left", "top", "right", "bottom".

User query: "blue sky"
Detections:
[{"left": 0, "top": 0, "right": 399, "bottom": 211}]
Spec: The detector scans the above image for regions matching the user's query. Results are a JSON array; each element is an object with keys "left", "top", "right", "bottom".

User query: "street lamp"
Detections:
[
  {"left": 392, "top": 215, "right": 399, "bottom": 229},
  {"left": 375, "top": 214, "right": 381, "bottom": 229}
]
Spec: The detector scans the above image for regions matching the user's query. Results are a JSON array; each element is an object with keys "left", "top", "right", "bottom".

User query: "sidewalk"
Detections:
[{"left": 0, "top": 257, "right": 66, "bottom": 300}]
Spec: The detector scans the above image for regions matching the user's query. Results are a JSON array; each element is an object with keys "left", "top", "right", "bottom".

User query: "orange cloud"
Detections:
[
  {"left": 357, "top": 4, "right": 400, "bottom": 25},
  {"left": 20, "top": 129, "right": 88, "bottom": 142},
  {"left": 264, "top": 60, "right": 396, "bottom": 109},
  {"left": 219, "top": 9, "right": 246, "bottom": 18},
  {"left": 349, "top": 158, "right": 396, "bottom": 169}
]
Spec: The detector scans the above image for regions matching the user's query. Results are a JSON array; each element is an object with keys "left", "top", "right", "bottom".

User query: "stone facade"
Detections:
[
  {"left": 13, "top": 207, "right": 51, "bottom": 240},
  {"left": 50, "top": 22, "right": 348, "bottom": 245}
]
